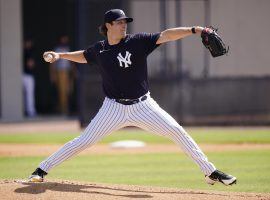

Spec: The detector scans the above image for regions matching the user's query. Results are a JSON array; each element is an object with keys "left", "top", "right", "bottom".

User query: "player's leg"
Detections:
[
  {"left": 29, "top": 98, "right": 127, "bottom": 181},
  {"left": 57, "top": 70, "right": 68, "bottom": 114},
  {"left": 129, "top": 97, "right": 216, "bottom": 174},
  {"left": 23, "top": 74, "right": 36, "bottom": 117},
  {"left": 129, "top": 96, "right": 236, "bottom": 185},
  {"left": 27, "top": 75, "right": 36, "bottom": 117}
]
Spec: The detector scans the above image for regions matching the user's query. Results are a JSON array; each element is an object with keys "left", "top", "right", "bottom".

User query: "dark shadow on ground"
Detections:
[
  {"left": 13, "top": 181, "right": 235, "bottom": 199},
  {"left": 15, "top": 182, "right": 152, "bottom": 198}
]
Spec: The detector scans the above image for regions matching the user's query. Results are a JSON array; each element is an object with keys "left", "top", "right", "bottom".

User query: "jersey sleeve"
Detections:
[
  {"left": 137, "top": 32, "right": 161, "bottom": 55},
  {"left": 83, "top": 45, "right": 97, "bottom": 64}
]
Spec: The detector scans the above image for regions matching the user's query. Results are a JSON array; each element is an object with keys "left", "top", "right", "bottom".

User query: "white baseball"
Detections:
[{"left": 44, "top": 54, "right": 53, "bottom": 62}]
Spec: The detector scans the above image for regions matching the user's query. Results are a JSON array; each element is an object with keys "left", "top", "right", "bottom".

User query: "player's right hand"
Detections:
[{"left": 43, "top": 51, "right": 60, "bottom": 63}]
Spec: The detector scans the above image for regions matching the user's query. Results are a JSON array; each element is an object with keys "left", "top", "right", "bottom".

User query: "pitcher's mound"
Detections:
[{"left": 0, "top": 180, "right": 269, "bottom": 200}]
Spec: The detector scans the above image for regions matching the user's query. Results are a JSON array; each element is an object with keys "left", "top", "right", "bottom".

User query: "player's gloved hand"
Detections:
[
  {"left": 201, "top": 26, "right": 229, "bottom": 57},
  {"left": 43, "top": 51, "right": 60, "bottom": 63}
]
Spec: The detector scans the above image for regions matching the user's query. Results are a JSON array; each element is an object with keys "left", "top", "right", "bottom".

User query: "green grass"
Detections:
[
  {"left": 1, "top": 127, "right": 269, "bottom": 193},
  {"left": 0, "top": 150, "right": 269, "bottom": 193},
  {"left": 0, "top": 132, "right": 79, "bottom": 144},
  {"left": 0, "top": 128, "right": 270, "bottom": 144}
]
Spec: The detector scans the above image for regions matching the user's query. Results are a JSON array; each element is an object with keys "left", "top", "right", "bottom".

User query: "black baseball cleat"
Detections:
[
  {"left": 28, "top": 168, "right": 48, "bottom": 183},
  {"left": 205, "top": 170, "right": 237, "bottom": 186}
]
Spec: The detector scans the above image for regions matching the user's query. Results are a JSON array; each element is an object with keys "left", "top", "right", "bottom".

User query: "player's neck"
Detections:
[{"left": 107, "top": 33, "right": 126, "bottom": 45}]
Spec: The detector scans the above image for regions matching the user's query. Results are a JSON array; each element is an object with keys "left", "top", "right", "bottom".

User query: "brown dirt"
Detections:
[
  {"left": 0, "top": 120, "right": 81, "bottom": 134},
  {"left": 0, "top": 180, "right": 269, "bottom": 200},
  {"left": 1, "top": 143, "right": 270, "bottom": 157}
]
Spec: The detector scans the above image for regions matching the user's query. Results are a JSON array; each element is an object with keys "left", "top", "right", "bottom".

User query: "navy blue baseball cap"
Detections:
[{"left": 104, "top": 9, "right": 133, "bottom": 23}]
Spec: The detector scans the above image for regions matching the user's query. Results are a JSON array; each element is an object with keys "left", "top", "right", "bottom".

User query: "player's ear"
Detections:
[{"left": 105, "top": 22, "right": 112, "bottom": 29}]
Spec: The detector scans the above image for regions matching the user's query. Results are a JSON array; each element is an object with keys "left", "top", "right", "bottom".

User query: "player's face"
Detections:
[{"left": 109, "top": 19, "right": 127, "bottom": 38}]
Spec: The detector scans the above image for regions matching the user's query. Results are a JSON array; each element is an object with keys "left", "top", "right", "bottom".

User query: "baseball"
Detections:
[{"left": 44, "top": 53, "right": 53, "bottom": 62}]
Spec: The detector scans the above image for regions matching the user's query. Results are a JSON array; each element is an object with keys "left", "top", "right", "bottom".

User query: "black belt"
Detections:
[{"left": 115, "top": 95, "right": 147, "bottom": 105}]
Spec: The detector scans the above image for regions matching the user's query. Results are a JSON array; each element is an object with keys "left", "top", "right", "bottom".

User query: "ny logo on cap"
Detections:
[
  {"left": 117, "top": 51, "right": 132, "bottom": 68},
  {"left": 118, "top": 10, "right": 125, "bottom": 15}
]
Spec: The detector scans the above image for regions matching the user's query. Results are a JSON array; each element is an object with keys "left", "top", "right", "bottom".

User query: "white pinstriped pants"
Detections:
[{"left": 39, "top": 94, "right": 216, "bottom": 176}]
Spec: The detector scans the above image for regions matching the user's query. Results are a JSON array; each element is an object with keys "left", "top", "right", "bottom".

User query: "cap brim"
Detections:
[{"left": 115, "top": 16, "right": 133, "bottom": 23}]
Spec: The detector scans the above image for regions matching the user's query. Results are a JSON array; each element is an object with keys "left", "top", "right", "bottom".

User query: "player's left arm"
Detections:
[{"left": 156, "top": 26, "right": 204, "bottom": 44}]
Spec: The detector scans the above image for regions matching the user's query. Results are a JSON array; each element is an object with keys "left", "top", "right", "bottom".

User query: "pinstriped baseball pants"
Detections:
[{"left": 39, "top": 94, "right": 216, "bottom": 176}]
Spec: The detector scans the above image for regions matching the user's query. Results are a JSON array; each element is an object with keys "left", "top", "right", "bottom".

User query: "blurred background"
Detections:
[{"left": 0, "top": 0, "right": 270, "bottom": 127}]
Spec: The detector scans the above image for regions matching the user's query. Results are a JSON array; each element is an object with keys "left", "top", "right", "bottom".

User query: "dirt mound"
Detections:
[{"left": 0, "top": 180, "right": 269, "bottom": 200}]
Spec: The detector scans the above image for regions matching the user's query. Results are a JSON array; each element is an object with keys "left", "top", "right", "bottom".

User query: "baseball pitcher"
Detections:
[{"left": 29, "top": 9, "right": 236, "bottom": 186}]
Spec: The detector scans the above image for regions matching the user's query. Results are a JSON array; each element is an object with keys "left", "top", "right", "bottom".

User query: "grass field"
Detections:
[
  {"left": 1, "top": 128, "right": 270, "bottom": 144},
  {"left": 0, "top": 127, "right": 270, "bottom": 193}
]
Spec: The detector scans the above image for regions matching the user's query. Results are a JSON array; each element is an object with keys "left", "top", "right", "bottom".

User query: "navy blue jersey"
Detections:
[{"left": 83, "top": 32, "right": 160, "bottom": 99}]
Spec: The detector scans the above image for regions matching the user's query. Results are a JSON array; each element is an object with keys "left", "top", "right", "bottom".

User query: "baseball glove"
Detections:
[{"left": 201, "top": 27, "right": 229, "bottom": 57}]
